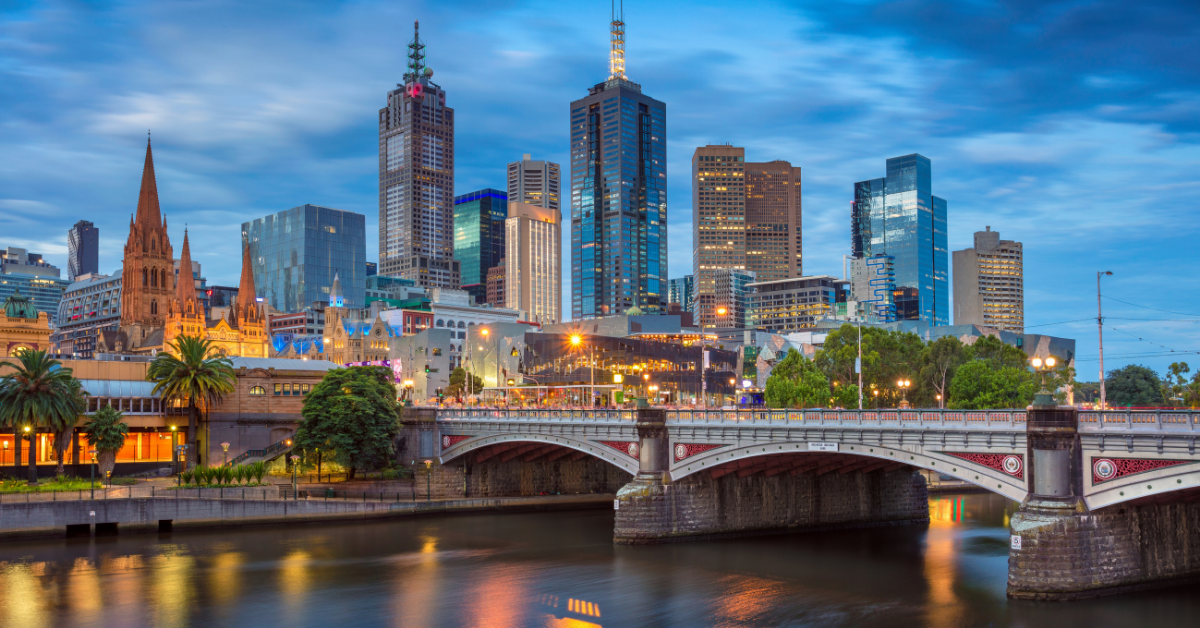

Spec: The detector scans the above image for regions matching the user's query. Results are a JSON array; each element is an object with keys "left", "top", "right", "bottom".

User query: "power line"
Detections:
[
  {"left": 1102, "top": 295, "right": 1200, "bottom": 318},
  {"left": 1103, "top": 323, "right": 1184, "bottom": 355},
  {"left": 1024, "top": 317, "right": 1094, "bottom": 329}
]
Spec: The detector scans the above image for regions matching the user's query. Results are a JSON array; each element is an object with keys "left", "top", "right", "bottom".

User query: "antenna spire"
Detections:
[
  {"left": 406, "top": 19, "right": 427, "bottom": 83},
  {"left": 608, "top": 0, "right": 626, "bottom": 80}
]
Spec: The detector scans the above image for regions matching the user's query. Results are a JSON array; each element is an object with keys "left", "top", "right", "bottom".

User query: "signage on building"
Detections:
[{"left": 808, "top": 442, "right": 839, "bottom": 452}]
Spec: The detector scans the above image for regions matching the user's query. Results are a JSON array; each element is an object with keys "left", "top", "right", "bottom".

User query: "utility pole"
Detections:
[
  {"left": 857, "top": 313, "right": 863, "bottom": 411},
  {"left": 1098, "top": 271, "right": 1113, "bottom": 410}
]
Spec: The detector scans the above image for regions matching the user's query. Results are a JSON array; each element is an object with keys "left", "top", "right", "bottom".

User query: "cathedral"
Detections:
[{"left": 97, "top": 138, "right": 268, "bottom": 358}]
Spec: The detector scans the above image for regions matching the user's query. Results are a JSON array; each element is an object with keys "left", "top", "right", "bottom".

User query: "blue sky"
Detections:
[{"left": 3, "top": 0, "right": 1199, "bottom": 379}]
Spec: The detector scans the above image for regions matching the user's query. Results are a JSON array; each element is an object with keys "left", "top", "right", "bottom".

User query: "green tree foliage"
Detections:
[
  {"left": 1162, "top": 362, "right": 1191, "bottom": 406},
  {"left": 84, "top": 406, "right": 128, "bottom": 481},
  {"left": 0, "top": 350, "right": 87, "bottom": 484},
  {"left": 148, "top": 336, "right": 237, "bottom": 469},
  {"left": 53, "top": 378, "right": 87, "bottom": 475},
  {"left": 765, "top": 349, "right": 858, "bottom": 408},
  {"left": 947, "top": 361, "right": 1037, "bottom": 409},
  {"left": 446, "top": 366, "right": 484, "bottom": 399},
  {"left": 1105, "top": 364, "right": 1165, "bottom": 407},
  {"left": 812, "top": 324, "right": 925, "bottom": 407},
  {"left": 294, "top": 366, "right": 399, "bottom": 480},
  {"left": 919, "top": 336, "right": 968, "bottom": 406},
  {"left": 966, "top": 335, "right": 1030, "bottom": 370}
]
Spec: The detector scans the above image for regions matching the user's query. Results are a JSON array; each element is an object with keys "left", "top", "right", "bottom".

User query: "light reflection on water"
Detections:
[{"left": 0, "top": 493, "right": 1198, "bottom": 627}]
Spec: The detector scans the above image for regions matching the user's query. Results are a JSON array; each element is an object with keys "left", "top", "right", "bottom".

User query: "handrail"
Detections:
[{"left": 227, "top": 438, "right": 293, "bottom": 467}]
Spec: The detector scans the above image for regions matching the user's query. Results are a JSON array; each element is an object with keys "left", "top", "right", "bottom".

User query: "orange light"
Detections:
[
  {"left": 716, "top": 307, "right": 727, "bottom": 315},
  {"left": 570, "top": 334, "right": 582, "bottom": 347}
]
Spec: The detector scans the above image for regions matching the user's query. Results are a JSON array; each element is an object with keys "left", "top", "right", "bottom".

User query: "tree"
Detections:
[
  {"left": 947, "top": 361, "right": 1037, "bottom": 409},
  {"left": 294, "top": 366, "right": 399, "bottom": 480},
  {"left": 966, "top": 335, "right": 1029, "bottom": 370},
  {"left": 446, "top": 367, "right": 483, "bottom": 400},
  {"left": 1105, "top": 364, "right": 1165, "bottom": 408},
  {"left": 765, "top": 349, "right": 839, "bottom": 409},
  {"left": 148, "top": 335, "right": 236, "bottom": 469},
  {"left": 813, "top": 324, "right": 924, "bottom": 407},
  {"left": 1045, "top": 362, "right": 1078, "bottom": 405},
  {"left": 919, "top": 336, "right": 968, "bottom": 408},
  {"left": 0, "top": 350, "right": 86, "bottom": 484},
  {"left": 1162, "top": 362, "right": 1191, "bottom": 406},
  {"left": 53, "top": 378, "right": 88, "bottom": 475},
  {"left": 84, "top": 406, "right": 129, "bottom": 482}
]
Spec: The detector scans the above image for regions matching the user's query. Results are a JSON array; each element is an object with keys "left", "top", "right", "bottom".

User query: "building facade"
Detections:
[
  {"left": 505, "top": 201, "right": 562, "bottom": 325},
  {"left": 243, "top": 204, "right": 366, "bottom": 313},
  {"left": 0, "top": 290, "right": 51, "bottom": 357},
  {"left": 67, "top": 221, "right": 99, "bottom": 282},
  {"left": 706, "top": 268, "right": 756, "bottom": 329},
  {"left": 747, "top": 275, "right": 847, "bottom": 333},
  {"left": 667, "top": 275, "right": 694, "bottom": 313},
  {"left": 508, "top": 154, "right": 560, "bottom": 212},
  {"left": 486, "top": 261, "right": 506, "bottom": 308},
  {"left": 161, "top": 237, "right": 269, "bottom": 359},
  {"left": 570, "top": 8, "right": 667, "bottom": 319},
  {"left": 849, "top": 254, "right": 897, "bottom": 322},
  {"left": 378, "top": 21, "right": 458, "bottom": 288},
  {"left": 953, "top": 226, "right": 1024, "bottom": 332},
  {"left": 115, "top": 139, "right": 175, "bottom": 352},
  {"left": 52, "top": 272, "right": 122, "bottom": 358},
  {"left": 0, "top": 247, "right": 69, "bottom": 326},
  {"left": 852, "top": 153, "right": 948, "bottom": 325},
  {"left": 745, "top": 160, "right": 802, "bottom": 282},
  {"left": 692, "top": 146, "right": 745, "bottom": 323},
  {"left": 452, "top": 188, "right": 507, "bottom": 296}
]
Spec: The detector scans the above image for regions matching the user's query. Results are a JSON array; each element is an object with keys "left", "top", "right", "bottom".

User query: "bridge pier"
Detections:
[{"left": 1008, "top": 405, "right": 1200, "bottom": 600}]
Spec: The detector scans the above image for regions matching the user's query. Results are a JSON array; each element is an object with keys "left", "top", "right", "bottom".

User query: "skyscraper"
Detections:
[
  {"left": 508, "top": 155, "right": 560, "bottom": 212},
  {"left": 745, "top": 160, "right": 801, "bottom": 281},
  {"left": 667, "top": 275, "right": 694, "bottom": 313},
  {"left": 453, "top": 189, "right": 508, "bottom": 303},
  {"left": 852, "top": 154, "right": 948, "bottom": 325},
  {"left": 67, "top": 220, "right": 99, "bottom": 281},
  {"left": 570, "top": 5, "right": 666, "bottom": 319},
  {"left": 506, "top": 201, "right": 562, "bottom": 324},
  {"left": 379, "top": 21, "right": 459, "bottom": 288},
  {"left": 953, "top": 226, "right": 1024, "bottom": 332}
]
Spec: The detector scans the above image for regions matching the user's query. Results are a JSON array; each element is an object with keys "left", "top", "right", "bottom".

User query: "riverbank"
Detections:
[{"left": 0, "top": 493, "right": 615, "bottom": 540}]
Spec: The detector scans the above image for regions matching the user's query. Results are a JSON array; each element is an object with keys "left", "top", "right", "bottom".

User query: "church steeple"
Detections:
[
  {"left": 136, "top": 136, "right": 163, "bottom": 229},
  {"left": 236, "top": 241, "right": 260, "bottom": 323},
  {"left": 174, "top": 229, "right": 200, "bottom": 317}
]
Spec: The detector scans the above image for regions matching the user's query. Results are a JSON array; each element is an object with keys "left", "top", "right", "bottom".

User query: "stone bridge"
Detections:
[{"left": 399, "top": 405, "right": 1200, "bottom": 600}]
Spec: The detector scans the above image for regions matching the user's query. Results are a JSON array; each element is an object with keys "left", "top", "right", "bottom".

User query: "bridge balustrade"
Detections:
[{"left": 1078, "top": 410, "right": 1200, "bottom": 432}]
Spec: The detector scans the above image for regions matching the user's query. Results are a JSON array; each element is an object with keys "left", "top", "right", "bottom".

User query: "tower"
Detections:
[
  {"left": 67, "top": 221, "right": 99, "bottom": 281},
  {"left": 119, "top": 137, "right": 175, "bottom": 345},
  {"left": 571, "top": 3, "right": 667, "bottom": 319},
  {"left": 378, "top": 20, "right": 459, "bottom": 288}
]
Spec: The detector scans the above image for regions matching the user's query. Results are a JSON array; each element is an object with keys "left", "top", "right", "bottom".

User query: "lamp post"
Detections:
[
  {"left": 89, "top": 449, "right": 97, "bottom": 499},
  {"left": 221, "top": 442, "right": 230, "bottom": 467},
  {"left": 570, "top": 334, "right": 595, "bottom": 407},
  {"left": 936, "top": 394, "right": 942, "bottom": 409},
  {"left": 1031, "top": 356, "right": 1059, "bottom": 407},
  {"left": 873, "top": 389, "right": 879, "bottom": 409},
  {"left": 403, "top": 379, "right": 414, "bottom": 406},
  {"left": 290, "top": 454, "right": 300, "bottom": 499},
  {"left": 897, "top": 379, "right": 911, "bottom": 409},
  {"left": 23, "top": 425, "right": 33, "bottom": 484},
  {"left": 170, "top": 425, "right": 178, "bottom": 478},
  {"left": 423, "top": 459, "right": 432, "bottom": 502},
  {"left": 1097, "top": 271, "right": 1113, "bottom": 410}
]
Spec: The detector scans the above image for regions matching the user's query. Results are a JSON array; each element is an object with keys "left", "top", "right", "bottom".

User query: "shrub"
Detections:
[
  {"left": 180, "top": 469, "right": 194, "bottom": 485},
  {"left": 110, "top": 477, "right": 137, "bottom": 486},
  {"left": 232, "top": 464, "right": 246, "bottom": 484}
]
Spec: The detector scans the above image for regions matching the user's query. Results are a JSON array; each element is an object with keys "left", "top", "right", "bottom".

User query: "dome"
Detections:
[
  {"left": 2, "top": 290, "right": 39, "bottom": 320},
  {"left": 625, "top": 305, "right": 644, "bottom": 316},
  {"left": 423, "top": 67, "right": 434, "bottom": 77}
]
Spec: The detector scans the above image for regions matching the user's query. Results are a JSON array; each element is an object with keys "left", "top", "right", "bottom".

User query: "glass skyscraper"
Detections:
[
  {"left": 67, "top": 220, "right": 99, "bottom": 281},
  {"left": 242, "top": 204, "right": 366, "bottom": 313},
  {"left": 570, "top": 8, "right": 666, "bottom": 319},
  {"left": 453, "top": 188, "right": 507, "bottom": 294},
  {"left": 852, "top": 154, "right": 948, "bottom": 325}
]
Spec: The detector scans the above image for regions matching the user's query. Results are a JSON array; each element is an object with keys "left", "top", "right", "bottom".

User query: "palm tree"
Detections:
[
  {"left": 84, "top": 406, "right": 129, "bottom": 482},
  {"left": 148, "top": 335, "right": 236, "bottom": 470},
  {"left": 0, "top": 350, "right": 86, "bottom": 484}
]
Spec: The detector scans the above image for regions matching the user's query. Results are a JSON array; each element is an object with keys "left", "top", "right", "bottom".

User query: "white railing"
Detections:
[
  {"left": 1079, "top": 410, "right": 1200, "bottom": 432},
  {"left": 434, "top": 408, "right": 1028, "bottom": 428},
  {"left": 436, "top": 409, "right": 635, "bottom": 423}
]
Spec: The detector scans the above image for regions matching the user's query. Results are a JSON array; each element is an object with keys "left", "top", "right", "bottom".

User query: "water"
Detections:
[{"left": 0, "top": 493, "right": 1197, "bottom": 627}]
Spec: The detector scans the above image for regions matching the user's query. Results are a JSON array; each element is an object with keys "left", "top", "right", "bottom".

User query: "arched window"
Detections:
[
  {"left": 152, "top": 238, "right": 157, "bottom": 252},
  {"left": 142, "top": 269, "right": 148, "bottom": 286},
  {"left": 445, "top": 320, "right": 455, "bottom": 328},
  {"left": 150, "top": 268, "right": 157, "bottom": 287},
  {"left": 436, "top": 319, "right": 444, "bottom": 327},
  {"left": 150, "top": 299, "right": 158, "bottom": 315},
  {"left": 249, "top": 385, "right": 266, "bottom": 396},
  {"left": 457, "top": 321, "right": 465, "bottom": 329}
]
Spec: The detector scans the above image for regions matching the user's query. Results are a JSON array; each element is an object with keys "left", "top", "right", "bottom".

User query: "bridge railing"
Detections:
[
  {"left": 436, "top": 409, "right": 637, "bottom": 422},
  {"left": 1079, "top": 410, "right": 1200, "bottom": 432},
  {"left": 434, "top": 407, "right": 1029, "bottom": 428}
]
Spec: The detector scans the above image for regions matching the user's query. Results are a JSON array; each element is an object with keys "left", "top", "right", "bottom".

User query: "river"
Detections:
[{"left": 0, "top": 492, "right": 1196, "bottom": 627}]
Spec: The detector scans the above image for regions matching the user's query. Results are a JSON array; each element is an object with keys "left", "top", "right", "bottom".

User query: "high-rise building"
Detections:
[
  {"left": 667, "top": 275, "right": 694, "bottom": 313},
  {"left": 67, "top": 220, "right": 99, "bottom": 282},
  {"left": 505, "top": 201, "right": 562, "bottom": 325},
  {"left": 365, "top": 262, "right": 377, "bottom": 276},
  {"left": 0, "top": 247, "right": 69, "bottom": 325},
  {"left": 570, "top": 6, "right": 666, "bottom": 319},
  {"left": 849, "top": 254, "right": 896, "bottom": 322},
  {"left": 453, "top": 188, "right": 507, "bottom": 301},
  {"left": 379, "top": 20, "right": 459, "bottom": 288},
  {"left": 707, "top": 268, "right": 756, "bottom": 329},
  {"left": 953, "top": 226, "right": 1024, "bottom": 332},
  {"left": 486, "top": 260, "right": 506, "bottom": 307},
  {"left": 242, "top": 204, "right": 366, "bottom": 313},
  {"left": 745, "top": 160, "right": 802, "bottom": 282},
  {"left": 747, "top": 275, "right": 847, "bottom": 333},
  {"left": 852, "top": 154, "right": 948, "bottom": 325},
  {"left": 508, "top": 155, "right": 560, "bottom": 212}
]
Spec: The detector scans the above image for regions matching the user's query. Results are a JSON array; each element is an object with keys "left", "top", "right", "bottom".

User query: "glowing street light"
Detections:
[
  {"left": 897, "top": 379, "right": 912, "bottom": 409},
  {"left": 1031, "top": 356, "right": 1058, "bottom": 407}
]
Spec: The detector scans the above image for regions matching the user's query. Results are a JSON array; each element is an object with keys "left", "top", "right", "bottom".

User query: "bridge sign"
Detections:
[{"left": 808, "top": 442, "right": 839, "bottom": 452}]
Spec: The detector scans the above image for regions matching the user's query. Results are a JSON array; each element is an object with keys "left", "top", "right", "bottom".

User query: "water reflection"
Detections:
[{"left": 0, "top": 494, "right": 1197, "bottom": 627}]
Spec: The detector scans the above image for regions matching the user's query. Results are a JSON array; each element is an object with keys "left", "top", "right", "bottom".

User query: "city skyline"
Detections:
[{"left": 2, "top": 1, "right": 1199, "bottom": 373}]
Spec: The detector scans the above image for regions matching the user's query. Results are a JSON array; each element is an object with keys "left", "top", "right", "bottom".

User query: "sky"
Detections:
[{"left": 3, "top": 0, "right": 1200, "bottom": 380}]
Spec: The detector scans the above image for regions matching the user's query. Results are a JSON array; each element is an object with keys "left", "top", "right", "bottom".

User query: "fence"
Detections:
[{"left": 0, "top": 485, "right": 277, "bottom": 504}]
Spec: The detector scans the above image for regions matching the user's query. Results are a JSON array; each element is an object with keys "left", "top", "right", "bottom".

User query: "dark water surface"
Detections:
[{"left": 1, "top": 493, "right": 1198, "bottom": 627}]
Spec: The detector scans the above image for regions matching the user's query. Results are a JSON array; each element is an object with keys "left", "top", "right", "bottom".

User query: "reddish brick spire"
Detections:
[
  {"left": 237, "top": 240, "right": 259, "bottom": 319},
  {"left": 175, "top": 229, "right": 200, "bottom": 316},
  {"left": 135, "top": 137, "right": 163, "bottom": 229}
]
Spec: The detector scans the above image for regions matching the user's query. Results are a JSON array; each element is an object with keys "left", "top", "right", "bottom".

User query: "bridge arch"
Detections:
[
  {"left": 439, "top": 432, "right": 640, "bottom": 476},
  {"left": 1084, "top": 454, "right": 1200, "bottom": 509},
  {"left": 668, "top": 441, "right": 1028, "bottom": 502}
]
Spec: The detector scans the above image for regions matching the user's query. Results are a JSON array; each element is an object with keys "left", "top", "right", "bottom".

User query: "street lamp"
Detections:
[
  {"left": 897, "top": 379, "right": 911, "bottom": 409},
  {"left": 936, "top": 394, "right": 942, "bottom": 409},
  {"left": 423, "top": 459, "right": 433, "bottom": 502},
  {"left": 169, "top": 425, "right": 179, "bottom": 478},
  {"left": 570, "top": 334, "right": 595, "bottom": 408},
  {"left": 290, "top": 454, "right": 300, "bottom": 499},
  {"left": 1097, "top": 271, "right": 1113, "bottom": 410},
  {"left": 1031, "top": 356, "right": 1058, "bottom": 407},
  {"left": 89, "top": 449, "right": 98, "bottom": 499},
  {"left": 221, "top": 442, "right": 230, "bottom": 467},
  {"left": 873, "top": 389, "right": 880, "bottom": 409},
  {"left": 23, "top": 425, "right": 33, "bottom": 484},
  {"left": 403, "top": 379, "right": 414, "bottom": 406}
]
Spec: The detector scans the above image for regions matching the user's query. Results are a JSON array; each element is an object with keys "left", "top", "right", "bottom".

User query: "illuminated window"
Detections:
[
  {"left": 273, "top": 384, "right": 282, "bottom": 395},
  {"left": 250, "top": 385, "right": 266, "bottom": 396}
]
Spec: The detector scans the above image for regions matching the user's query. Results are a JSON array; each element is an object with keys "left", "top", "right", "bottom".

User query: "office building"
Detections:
[
  {"left": 745, "top": 160, "right": 802, "bottom": 281},
  {"left": 667, "top": 275, "right": 694, "bottom": 313},
  {"left": 852, "top": 154, "right": 948, "bottom": 325},
  {"left": 243, "top": 204, "right": 366, "bottom": 313},
  {"left": 505, "top": 201, "right": 562, "bottom": 325},
  {"left": 366, "top": 262, "right": 377, "bottom": 276},
  {"left": 0, "top": 247, "right": 69, "bottom": 325},
  {"left": 508, "top": 154, "right": 560, "bottom": 212},
  {"left": 747, "top": 275, "right": 848, "bottom": 333},
  {"left": 953, "top": 226, "right": 1024, "bottom": 332},
  {"left": 378, "top": 21, "right": 458, "bottom": 288},
  {"left": 453, "top": 188, "right": 508, "bottom": 300},
  {"left": 52, "top": 272, "right": 122, "bottom": 358},
  {"left": 849, "top": 254, "right": 896, "bottom": 322},
  {"left": 705, "top": 268, "right": 756, "bottom": 329},
  {"left": 570, "top": 5, "right": 667, "bottom": 319},
  {"left": 67, "top": 221, "right": 99, "bottom": 281},
  {"left": 486, "top": 260, "right": 506, "bottom": 307}
]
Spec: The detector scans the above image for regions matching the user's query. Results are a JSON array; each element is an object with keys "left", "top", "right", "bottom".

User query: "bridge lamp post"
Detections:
[
  {"left": 1031, "top": 356, "right": 1058, "bottom": 407},
  {"left": 897, "top": 380, "right": 911, "bottom": 409},
  {"left": 1097, "top": 271, "right": 1113, "bottom": 410},
  {"left": 936, "top": 394, "right": 942, "bottom": 409},
  {"left": 873, "top": 389, "right": 879, "bottom": 409},
  {"left": 221, "top": 442, "right": 230, "bottom": 467},
  {"left": 423, "top": 459, "right": 432, "bottom": 502},
  {"left": 170, "top": 425, "right": 178, "bottom": 476},
  {"left": 289, "top": 455, "right": 300, "bottom": 499}
]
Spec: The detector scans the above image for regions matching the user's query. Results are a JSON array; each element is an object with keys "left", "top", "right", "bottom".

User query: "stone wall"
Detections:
[
  {"left": 614, "top": 467, "right": 929, "bottom": 544},
  {"left": 421, "top": 458, "right": 632, "bottom": 500},
  {"left": 1008, "top": 497, "right": 1200, "bottom": 600}
]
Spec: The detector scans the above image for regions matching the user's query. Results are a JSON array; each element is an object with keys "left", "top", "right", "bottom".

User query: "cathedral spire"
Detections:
[
  {"left": 329, "top": 272, "right": 344, "bottom": 307},
  {"left": 236, "top": 240, "right": 258, "bottom": 316},
  {"left": 175, "top": 229, "right": 199, "bottom": 313},
  {"left": 135, "top": 136, "right": 163, "bottom": 228}
]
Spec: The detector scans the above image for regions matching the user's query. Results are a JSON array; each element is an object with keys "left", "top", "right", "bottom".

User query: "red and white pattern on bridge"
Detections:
[
  {"left": 598, "top": 441, "right": 640, "bottom": 458},
  {"left": 441, "top": 435, "right": 471, "bottom": 451},
  {"left": 674, "top": 443, "right": 726, "bottom": 462},
  {"left": 944, "top": 452, "right": 1025, "bottom": 479},
  {"left": 1092, "top": 458, "right": 1190, "bottom": 484}
]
